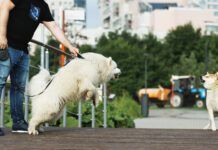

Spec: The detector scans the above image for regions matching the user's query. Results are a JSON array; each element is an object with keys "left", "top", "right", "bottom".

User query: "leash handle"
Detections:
[
  {"left": 30, "top": 39, "right": 85, "bottom": 59},
  {"left": 77, "top": 53, "right": 85, "bottom": 59}
]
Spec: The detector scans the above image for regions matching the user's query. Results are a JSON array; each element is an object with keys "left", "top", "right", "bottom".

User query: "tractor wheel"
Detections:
[
  {"left": 170, "top": 93, "right": 183, "bottom": 108},
  {"left": 196, "top": 99, "right": 205, "bottom": 108}
]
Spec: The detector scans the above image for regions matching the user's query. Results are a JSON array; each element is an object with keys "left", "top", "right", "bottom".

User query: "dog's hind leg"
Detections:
[
  {"left": 208, "top": 108, "right": 216, "bottom": 131},
  {"left": 86, "top": 89, "right": 98, "bottom": 102},
  {"left": 53, "top": 106, "right": 65, "bottom": 123},
  {"left": 80, "top": 80, "right": 98, "bottom": 105},
  {"left": 28, "top": 114, "right": 53, "bottom": 135},
  {"left": 37, "top": 124, "right": 45, "bottom": 133},
  {"left": 203, "top": 122, "right": 211, "bottom": 130},
  {"left": 28, "top": 117, "right": 40, "bottom": 135}
]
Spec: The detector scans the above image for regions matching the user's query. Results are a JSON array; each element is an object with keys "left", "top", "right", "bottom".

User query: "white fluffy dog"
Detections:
[
  {"left": 28, "top": 53, "right": 121, "bottom": 135},
  {"left": 202, "top": 72, "right": 218, "bottom": 131}
]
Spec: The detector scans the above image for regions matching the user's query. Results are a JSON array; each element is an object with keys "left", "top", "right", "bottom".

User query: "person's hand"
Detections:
[
  {"left": 0, "top": 36, "right": 8, "bottom": 49},
  {"left": 69, "top": 46, "right": 79, "bottom": 57}
]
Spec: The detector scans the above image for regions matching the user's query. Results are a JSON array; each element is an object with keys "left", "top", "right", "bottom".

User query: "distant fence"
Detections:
[{"left": 0, "top": 40, "right": 108, "bottom": 128}]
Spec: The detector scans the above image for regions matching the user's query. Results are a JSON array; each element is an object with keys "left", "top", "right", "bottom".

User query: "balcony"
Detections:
[
  {"left": 102, "top": 6, "right": 110, "bottom": 19},
  {"left": 124, "top": 14, "right": 133, "bottom": 30},
  {"left": 103, "top": 18, "right": 111, "bottom": 29},
  {"left": 112, "top": 18, "right": 122, "bottom": 30}
]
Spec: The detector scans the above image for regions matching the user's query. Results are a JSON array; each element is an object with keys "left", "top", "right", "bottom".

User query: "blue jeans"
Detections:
[{"left": 0, "top": 47, "right": 29, "bottom": 124}]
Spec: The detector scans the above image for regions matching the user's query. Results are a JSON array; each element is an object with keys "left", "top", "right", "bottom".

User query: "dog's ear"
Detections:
[
  {"left": 216, "top": 72, "right": 218, "bottom": 79},
  {"left": 107, "top": 57, "right": 112, "bottom": 66}
]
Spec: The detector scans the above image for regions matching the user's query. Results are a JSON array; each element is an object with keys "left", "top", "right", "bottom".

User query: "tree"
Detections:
[
  {"left": 29, "top": 46, "right": 41, "bottom": 78},
  {"left": 172, "top": 52, "right": 204, "bottom": 77},
  {"left": 95, "top": 31, "right": 156, "bottom": 97},
  {"left": 163, "top": 23, "right": 201, "bottom": 67}
]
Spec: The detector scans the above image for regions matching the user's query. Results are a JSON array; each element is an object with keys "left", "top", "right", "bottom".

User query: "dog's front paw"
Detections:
[
  {"left": 212, "top": 126, "right": 216, "bottom": 131},
  {"left": 203, "top": 123, "right": 210, "bottom": 130},
  {"left": 38, "top": 126, "right": 45, "bottom": 133},
  {"left": 28, "top": 128, "right": 39, "bottom": 135}
]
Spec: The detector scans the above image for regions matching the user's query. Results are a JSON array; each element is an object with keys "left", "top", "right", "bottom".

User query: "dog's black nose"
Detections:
[{"left": 199, "top": 76, "right": 205, "bottom": 83}]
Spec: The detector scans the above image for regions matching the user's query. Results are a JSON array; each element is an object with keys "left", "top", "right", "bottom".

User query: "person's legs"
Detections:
[
  {"left": 8, "top": 47, "right": 29, "bottom": 133},
  {"left": 0, "top": 128, "right": 4, "bottom": 136},
  {"left": 0, "top": 51, "right": 11, "bottom": 136}
]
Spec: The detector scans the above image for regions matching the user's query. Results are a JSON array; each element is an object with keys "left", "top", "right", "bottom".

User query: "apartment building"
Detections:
[
  {"left": 98, "top": 0, "right": 153, "bottom": 36},
  {"left": 152, "top": 7, "right": 217, "bottom": 37},
  {"left": 205, "top": 0, "right": 218, "bottom": 34},
  {"left": 32, "top": 0, "right": 86, "bottom": 41},
  {"left": 31, "top": 0, "right": 87, "bottom": 54},
  {"left": 98, "top": 0, "right": 218, "bottom": 38},
  {"left": 206, "top": 0, "right": 218, "bottom": 15},
  {"left": 46, "top": 0, "right": 74, "bottom": 21}
]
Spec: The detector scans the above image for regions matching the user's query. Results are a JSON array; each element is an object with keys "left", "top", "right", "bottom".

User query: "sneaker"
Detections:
[
  {"left": 12, "top": 120, "right": 28, "bottom": 133},
  {"left": 0, "top": 128, "right": 4, "bottom": 136}
]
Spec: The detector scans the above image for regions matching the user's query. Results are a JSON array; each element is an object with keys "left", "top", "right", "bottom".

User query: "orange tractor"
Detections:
[
  {"left": 138, "top": 85, "right": 171, "bottom": 108},
  {"left": 138, "top": 75, "right": 206, "bottom": 108}
]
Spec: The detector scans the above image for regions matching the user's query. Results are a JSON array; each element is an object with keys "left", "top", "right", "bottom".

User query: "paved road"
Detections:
[
  {"left": 134, "top": 108, "right": 218, "bottom": 129},
  {"left": 1, "top": 128, "right": 218, "bottom": 150}
]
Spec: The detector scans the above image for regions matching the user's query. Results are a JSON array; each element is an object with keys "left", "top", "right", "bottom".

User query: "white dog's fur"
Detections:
[
  {"left": 202, "top": 72, "right": 218, "bottom": 131},
  {"left": 28, "top": 53, "right": 121, "bottom": 135}
]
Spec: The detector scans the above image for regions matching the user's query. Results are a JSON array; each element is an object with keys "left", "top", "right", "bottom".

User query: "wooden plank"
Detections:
[{"left": 0, "top": 128, "right": 218, "bottom": 150}]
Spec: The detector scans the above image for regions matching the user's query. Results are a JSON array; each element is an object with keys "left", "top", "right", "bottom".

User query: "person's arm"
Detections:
[
  {"left": 0, "top": 0, "right": 15, "bottom": 49},
  {"left": 43, "top": 21, "right": 79, "bottom": 56}
]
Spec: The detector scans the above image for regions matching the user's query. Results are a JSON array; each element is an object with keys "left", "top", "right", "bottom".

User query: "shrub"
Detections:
[{"left": 66, "top": 93, "right": 141, "bottom": 128}]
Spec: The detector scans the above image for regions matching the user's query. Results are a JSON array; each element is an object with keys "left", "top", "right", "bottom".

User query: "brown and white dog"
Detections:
[{"left": 201, "top": 72, "right": 218, "bottom": 131}]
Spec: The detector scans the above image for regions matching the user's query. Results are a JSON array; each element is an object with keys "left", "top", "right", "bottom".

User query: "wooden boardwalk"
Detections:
[{"left": 1, "top": 128, "right": 218, "bottom": 150}]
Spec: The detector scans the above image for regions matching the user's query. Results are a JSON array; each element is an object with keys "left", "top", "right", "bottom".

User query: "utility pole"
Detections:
[
  {"left": 40, "top": 26, "right": 45, "bottom": 68},
  {"left": 59, "top": 9, "right": 67, "bottom": 127},
  {"left": 141, "top": 53, "right": 149, "bottom": 117},
  {"left": 204, "top": 37, "right": 209, "bottom": 74},
  {"left": 60, "top": 9, "right": 66, "bottom": 67}
]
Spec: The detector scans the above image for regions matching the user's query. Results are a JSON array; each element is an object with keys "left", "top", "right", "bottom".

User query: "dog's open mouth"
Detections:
[
  {"left": 199, "top": 76, "right": 205, "bottom": 84},
  {"left": 113, "top": 68, "right": 121, "bottom": 79},
  {"left": 114, "top": 73, "right": 120, "bottom": 79}
]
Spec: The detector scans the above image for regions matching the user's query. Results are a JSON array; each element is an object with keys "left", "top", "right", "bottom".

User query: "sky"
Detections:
[{"left": 86, "top": 0, "right": 102, "bottom": 28}]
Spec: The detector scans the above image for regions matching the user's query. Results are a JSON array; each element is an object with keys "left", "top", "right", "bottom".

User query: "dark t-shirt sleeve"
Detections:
[
  {"left": 10, "top": 0, "right": 20, "bottom": 6},
  {"left": 40, "top": 2, "right": 54, "bottom": 22}
]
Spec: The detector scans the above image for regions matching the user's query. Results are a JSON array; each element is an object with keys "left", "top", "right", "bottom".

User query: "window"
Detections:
[
  {"left": 51, "top": 10, "right": 55, "bottom": 17},
  {"left": 113, "top": 18, "right": 121, "bottom": 28},
  {"left": 206, "top": 25, "right": 218, "bottom": 33},
  {"left": 208, "top": 4, "right": 218, "bottom": 9},
  {"left": 113, "top": 3, "right": 119, "bottom": 17},
  {"left": 208, "top": 0, "right": 218, "bottom": 2},
  {"left": 139, "top": 2, "right": 152, "bottom": 13},
  {"left": 125, "top": 14, "right": 132, "bottom": 29},
  {"left": 214, "top": 11, "right": 218, "bottom": 16},
  {"left": 149, "top": 3, "right": 177, "bottom": 10},
  {"left": 74, "top": 0, "right": 86, "bottom": 8}
]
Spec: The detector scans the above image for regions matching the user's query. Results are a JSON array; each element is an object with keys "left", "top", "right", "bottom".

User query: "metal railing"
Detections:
[{"left": 0, "top": 40, "right": 108, "bottom": 128}]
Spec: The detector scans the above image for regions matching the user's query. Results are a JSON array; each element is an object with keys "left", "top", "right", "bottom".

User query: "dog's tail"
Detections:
[{"left": 28, "top": 68, "right": 52, "bottom": 97}]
